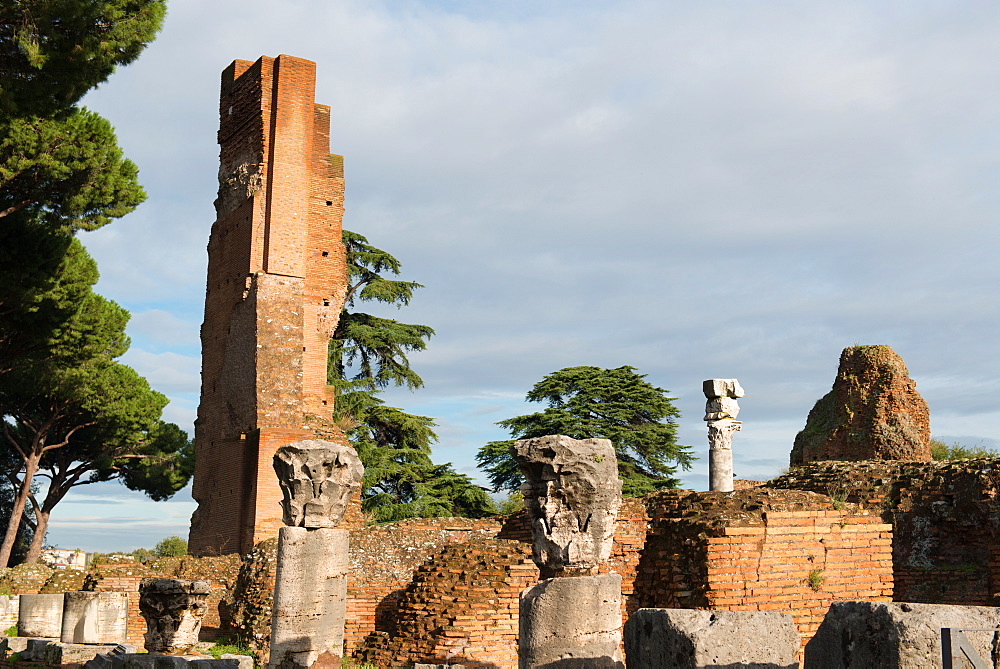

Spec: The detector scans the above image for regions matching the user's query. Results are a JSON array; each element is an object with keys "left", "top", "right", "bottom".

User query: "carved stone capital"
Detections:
[
  {"left": 511, "top": 435, "right": 622, "bottom": 577},
  {"left": 138, "top": 578, "right": 210, "bottom": 654},
  {"left": 273, "top": 439, "right": 363, "bottom": 528}
]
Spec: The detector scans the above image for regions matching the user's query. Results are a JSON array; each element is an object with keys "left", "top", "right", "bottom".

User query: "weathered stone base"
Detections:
[
  {"left": 18, "top": 593, "right": 64, "bottom": 637},
  {"left": 269, "top": 527, "right": 349, "bottom": 668},
  {"left": 805, "top": 601, "right": 1000, "bottom": 668},
  {"left": 518, "top": 573, "right": 623, "bottom": 669},
  {"left": 62, "top": 591, "right": 128, "bottom": 644},
  {"left": 623, "top": 608, "right": 799, "bottom": 669}
]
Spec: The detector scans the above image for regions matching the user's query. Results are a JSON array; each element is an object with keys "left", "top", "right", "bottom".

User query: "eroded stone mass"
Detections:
[
  {"left": 138, "top": 578, "right": 210, "bottom": 655},
  {"left": 790, "top": 345, "right": 931, "bottom": 465},
  {"left": 273, "top": 439, "right": 363, "bottom": 528},
  {"left": 511, "top": 435, "right": 622, "bottom": 576}
]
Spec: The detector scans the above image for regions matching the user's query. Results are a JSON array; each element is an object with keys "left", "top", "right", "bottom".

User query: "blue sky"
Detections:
[{"left": 39, "top": 0, "right": 1000, "bottom": 551}]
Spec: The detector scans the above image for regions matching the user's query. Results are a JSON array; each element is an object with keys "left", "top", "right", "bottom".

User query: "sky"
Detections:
[{"left": 41, "top": 0, "right": 1000, "bottom": 552}]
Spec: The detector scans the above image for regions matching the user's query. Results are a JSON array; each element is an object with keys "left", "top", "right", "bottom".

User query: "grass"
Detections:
[
  {"left": 207, "top": 638, "right": 258, "bottom": 666},
  {"left": 4, "top": 624, "right": 17, "bottom": 636},
  {"left": 807, "top": 569, "right": 825, "bottom": 591},
  {"left": 340, "top": 660, "right": 378, "bottom": 669}
]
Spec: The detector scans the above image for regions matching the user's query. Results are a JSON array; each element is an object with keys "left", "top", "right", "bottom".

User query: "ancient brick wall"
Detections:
[
  {"left": 81, "top": 555, "right": 241, "bottom": 650},
  {"left": 352, "top": 538, "right": 537, "bottom": 669},
  {"left": 190, "top": 54, "right": 351, "bottom": 556},
  {"left": 346, "top": 490, "right": 892, "bottom": 665},
  {"left": 770, "top": 458, "right": 1000, "bottom": 606}
]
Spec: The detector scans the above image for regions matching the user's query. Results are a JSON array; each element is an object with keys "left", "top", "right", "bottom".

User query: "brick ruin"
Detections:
[
  {"left": 7, "top": 462, "right": 1000, "bottom": 664},
  {"left": 159, "top": 54, "right": 1000, "bottom": 666},
  {"left": 188, "top": 55, "right": 354, "bottom": 556}
]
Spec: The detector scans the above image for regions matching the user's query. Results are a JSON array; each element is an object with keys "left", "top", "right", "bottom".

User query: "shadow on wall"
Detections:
[{"left": 374, "top": 589, "right": 404, "bottom": 633}]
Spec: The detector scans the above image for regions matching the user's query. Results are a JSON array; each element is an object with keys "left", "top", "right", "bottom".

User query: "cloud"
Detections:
[{"left": 38, "top": 1, "right": 1000, "bottom": 545}]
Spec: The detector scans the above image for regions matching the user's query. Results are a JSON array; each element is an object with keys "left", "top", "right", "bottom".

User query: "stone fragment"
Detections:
[
  {"left": 510, "top": 435, "right": 622, "bottom": 576},
  {"left": 805, "top": 601, "right": 1000, "bottom": 668},
  {"left": 791, "top": 345, "right": 931, "bottom": 465},
  {"left": 18, "top": 593, "right": 64, "bottom": 637},
  {"left": 273, "top": 439, "right": 363, "bottom": 528},
  {"left": 624, "top": 608, "right": 799, "bottom": 669},
  {"left": 61, "top": 591, "right": 128, "bottom": 644},
  {"left": 0, "top": 594, "right": 18, "bottom": 633},
  {"left": 703, "top": 378, "right": 744, "bottom": 399},
  {"left": 269, "top": 527, "right": 349, "bottom": 668},
  {"left": 138, "top": 578, "right": 210, "bottom": 655},
  {"left": 35, "top": 641, "right": 120, "bottom": 665},
  {"left": 518, "top": 573, "right": 624, "bottom": 668},
  {"left": 704, "top": 396, "right": 740, "bottom": 421}
]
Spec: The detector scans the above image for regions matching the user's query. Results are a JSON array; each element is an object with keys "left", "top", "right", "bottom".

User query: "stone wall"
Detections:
[{"left": 769, "top": 458, "right": 1000, "bottom": 606}]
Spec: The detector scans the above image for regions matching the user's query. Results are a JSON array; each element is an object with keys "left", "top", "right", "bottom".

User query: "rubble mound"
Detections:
[{"left": 791, "top": 345, "right": 930, "bottom": 465}]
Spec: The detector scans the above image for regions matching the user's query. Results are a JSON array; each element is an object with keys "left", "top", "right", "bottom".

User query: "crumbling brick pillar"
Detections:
[{"left": 188, "top": 55, "right": 350, "bottom": 556}]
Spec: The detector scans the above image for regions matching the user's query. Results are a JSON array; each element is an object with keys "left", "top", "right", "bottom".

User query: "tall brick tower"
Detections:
[{"left": 188, "top": 55, "right": 349, "bottom": 555}]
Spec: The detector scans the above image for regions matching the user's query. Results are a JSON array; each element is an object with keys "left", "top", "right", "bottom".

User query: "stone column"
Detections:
[
  {"left": 61, "top": 591, "right": 128, "bottom": 644},
  {"left": 138, "top": 578, "right": 210, "bottom": 654},
  {"left": 268, "top": 439, "right": 363, "bottom": 669},
  {"left": 704, "top": 378, "right": 743, "bottom": 492},
  {"left": 511, "top": 435, "right": 625, "bottom": 669},
  {"left": 17, "top": 594, "right": 64, "bottom": 638}
]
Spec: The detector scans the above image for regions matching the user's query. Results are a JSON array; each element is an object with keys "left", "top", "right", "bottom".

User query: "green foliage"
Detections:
[
  {"left": 130, "top": 547, "right": 153, "bottom": 562},
  {"left": 497, "top": 491, "right": 525, "bottom": 515},
  {"left": 807, "top": 569, "right": 825, "bottom": 591},
  {"left": 153, "top": 536, "right": 187, "bottom": 558},
  {"left": 0, "top": 245, "right": 192, "bottom": 565},
  {"left": 329, "top": 230, "right": 433, "bottom": 393},
  {"left": 0, "top": 0, "right": 166, "bottom": 116},
  {"left": 476, "top": 366, "right": 695, "bottom": 496},
  {"left": 118, "top": 421, "right": 194, "bottom": 501},
  {"left": 4, "top": 623, "right": 17, "bottom": 636},
  {"left": 0, "top": 111, "right": 146, "bottom": 232},
  {"left": 0, "top": 0, "right": 167, "bottom": 567},
  {"left": 929, "top": 438, "right": 999, "bottom": 461},
  {"left": 331, "top": 231, "right": 493, "bottom": 521}
]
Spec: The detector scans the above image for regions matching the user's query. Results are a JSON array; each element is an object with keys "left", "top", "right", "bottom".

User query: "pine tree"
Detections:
[
  {"left": 0, "top": 249, "right": 192, "bottom": 566},
  {"left": 476, "top": 366, "right": 695, "bottom": 497},
  {"left": 330, "top": 231, "right": 494, "bottom": 520}
]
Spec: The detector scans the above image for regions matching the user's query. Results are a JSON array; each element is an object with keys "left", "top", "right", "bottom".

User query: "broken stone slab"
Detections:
[
  {"left": 511, "top": 435, "right": 622, "bottom": 576},
  {"left": 519, "top": 573, "right": 624, "bottom": 669},
  {"left": 62, "top": 591, "right": 129, "bottom": 644},
  {"left": 704, "top": 396, "right": 741, "bottom": 421},
  {"left": 18, "top": 593, "right": 64, "bottom": 638},
  {"left": 273, "top": 439, "right": 364, "bottom": 528},
  {"left": 269, "top": 526, "right": 349, "bottom": 668},
  {"left": 623, "top": 608, "right": 799, "bottom": 669},
  {"left": 138, "top": 578, "right": 211, "bottom": 655},
  {"left": 2, "top": 636, "right": 29, "bottom": 654},
  {"left": 805, "top": 600, "right": 1000, "bottom": 668},
  {"left": 30, "top": 640, "right": 120, "bottom": 665},
  {"left": 704, "top": 378, "right": 744, "bottom": 399}
]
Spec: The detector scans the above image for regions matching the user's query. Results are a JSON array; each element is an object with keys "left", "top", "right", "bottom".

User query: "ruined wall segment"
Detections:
[
  {"left": 190, "top": 55, "right": 349, "bottom": 556},
  {"left": 791, "top": 345, "right": 931, "bottom": 465}
]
